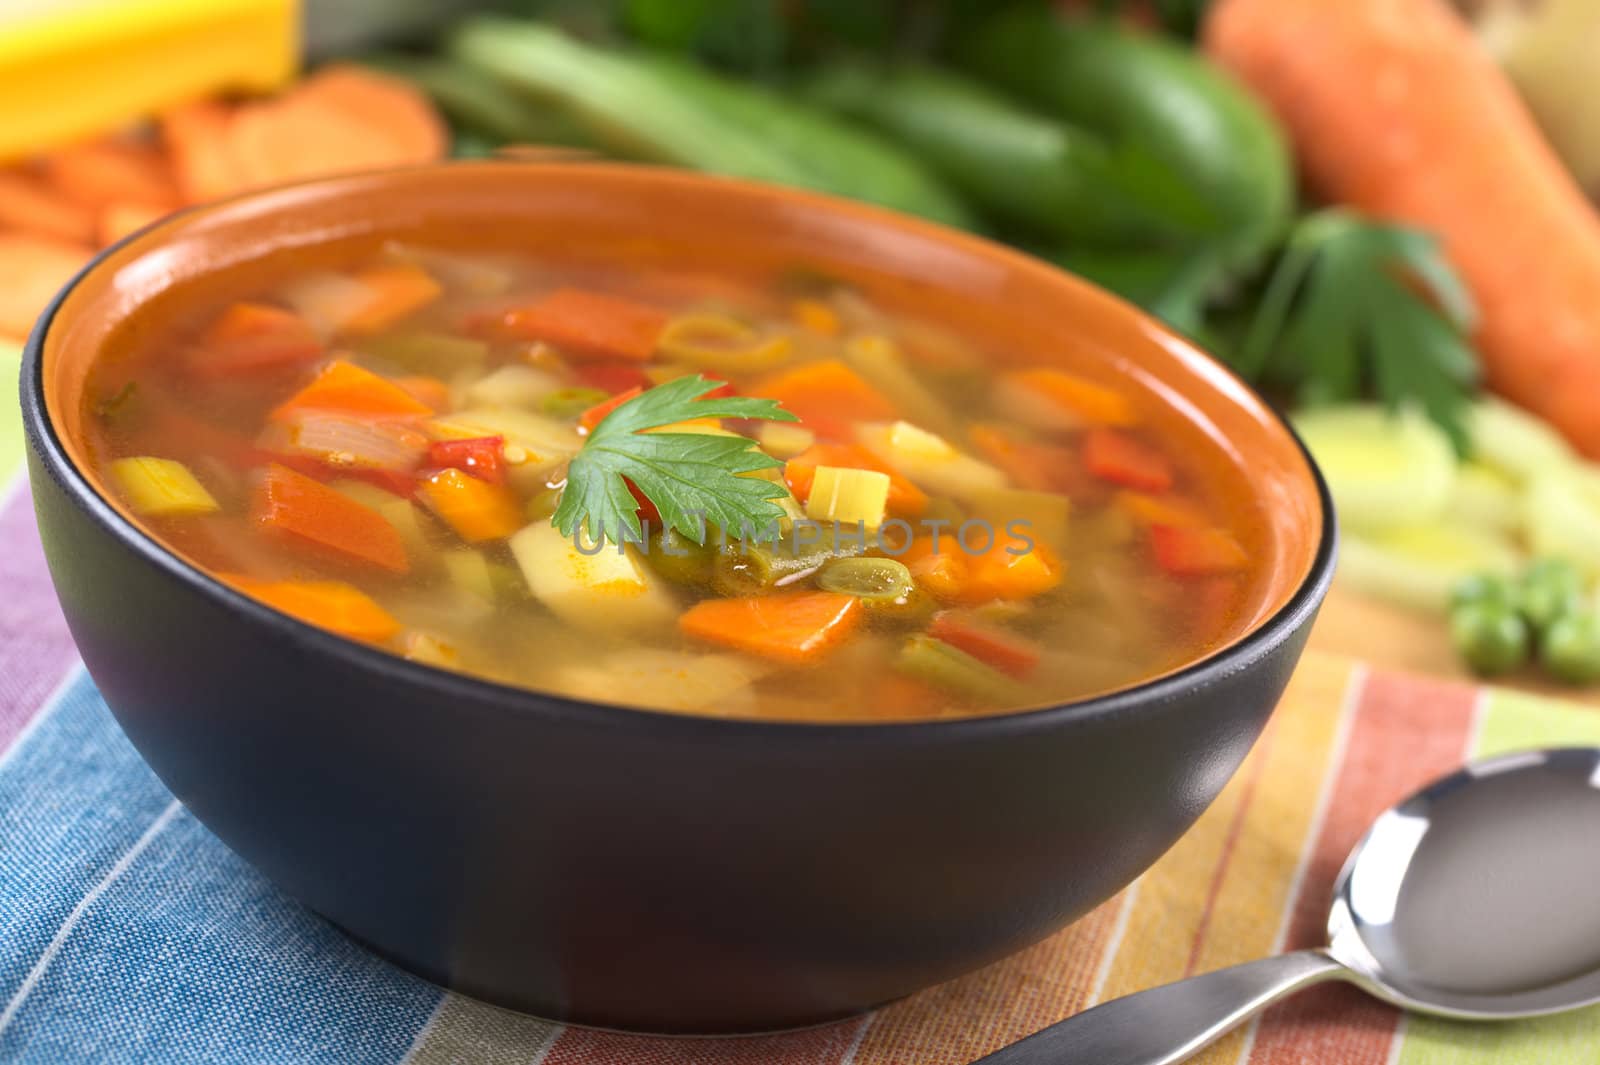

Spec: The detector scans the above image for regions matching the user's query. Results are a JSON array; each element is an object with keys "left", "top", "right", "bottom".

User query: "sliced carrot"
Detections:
[
  {"left": 1207, "top": 0, "right": 1600, "bottom": 458},
  {"left": 790, "top": 298, "right": 840, "bottom": 336},
  {"left": 928, "top": 611, "right": 1041, "bottom": 678},
  {"left": 968, "top": 423, "right": 1078, "bottom": 493},
  {"left": 161, "top": 100, "right": 246, "bottom": 203},
  {"left": 1082, "top": 428, "right": 1174, "bottom": 492},
  {"left": 190, "top": 302, "right": 325, "bottom": 377},
  {"left": 224, "top": 575, "right": 401, "bottom": 643},
  {"left": 574, "top": 361, "right": 651, "bottom": 394},
  {"left": 898, "top": 535, "right": 970, "bottom": 601},
  {"left": 298, "top": 64, "right": 448, "bottom": 165},
  {"left": 755, "top": 359, "right": 898, "bottom": 440},
  {"left": 961, "top": 534, "right": 1064, "bottom": 604},
  {"left": 395, "top": 375, "right": 451, "bottom": 413},
  {"left": 998, "top": 368, "right": 1139, "bottom": 428},
  {"left": 872, "top": 673, "right": 944, "bottom": 719},
  {"left": 1115, "top": 490, "right": 1209, "bottom": 529},
  {"left": 252, "top": 463, "right": 409, "bottom": 573},
  {"left": 41, "top": 138, "right": 178, "bottom": 210},
  {"left": 227, "top": 66, "right": 445, "bottom": 190},
  {"left": 1149, "top": 524, "right": 1249, "bottom": 576},
  {"left": 0, "top": 169, "right": 95, "bottom": 243},
  {"left": 784, "top": 443, "right": 928, "bottom": 517},
  {"left": 272, "top": 359, "right": 435, "bottom": 420},
  {"left": 579, "top": 385, "right": 644, "bottom": 433},
  {"left": 417, "top": 468, "right": 522, "bottom": 542},
  {"left": 1191, "top": 575, "right": 1243, "bottom": 640},
  {"left": 679, "top": 590, "right": 862, "bottom": 664},
  {"left": 97, "top": 201, "right": 169, "bottom": 245},
  {"left": 485, "top": 288, "right": 669, "bottom": 361},
  {"left": 341, "top": 263, "right": 442, "bottom": 335},
  {"left": 0, "top": 232, "right": 91, "bottom": 339}
]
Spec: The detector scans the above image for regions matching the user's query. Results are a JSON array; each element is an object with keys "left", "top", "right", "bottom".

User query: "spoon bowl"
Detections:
[{"left": 979, "top": 746, "right": 1600, "bottom": 1065}]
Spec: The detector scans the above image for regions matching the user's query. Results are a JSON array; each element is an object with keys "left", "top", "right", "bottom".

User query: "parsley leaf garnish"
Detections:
[
  {"left": 1233, "top": 209, "right": 1480, "bottom": 451},
  {"left": 551, "top": 374, "right": 800, "bottom": 548}
]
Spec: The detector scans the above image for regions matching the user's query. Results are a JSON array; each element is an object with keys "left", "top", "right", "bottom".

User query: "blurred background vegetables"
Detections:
[{"left": 10, "top": 0, "right": 1600, "bottom": 682}]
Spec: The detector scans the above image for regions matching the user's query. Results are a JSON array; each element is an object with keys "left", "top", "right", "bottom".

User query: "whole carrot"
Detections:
[{"left": 1206, "top": 0, "right": 1600, "bottom": 458}]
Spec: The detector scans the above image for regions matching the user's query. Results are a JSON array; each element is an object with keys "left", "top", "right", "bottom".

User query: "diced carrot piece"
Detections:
[
  {"left": 784, "top": 443, "right": 928, "bottom": 517},
  {"left": 252, "top": 463, "right": 409, "bottom": 573},
  {"left": 872, "top": 673, "right": 943, "bottom": 719},
  {"left": 271, "top": 359, "right": 435, "bottom": 420},
  {"left": 968, "top": 423, "right": 1080, "bottom": 494},
  {"left": 679, "top": 590, "right": 862, "bottom": 665},
  {"left": 1000, "top": 368, "right": 1139, "bottom": 428},
  {"left": 161, "top": 100, "right": 246, "bottom": 203},
  {"left": 0, "top": 232, "right": 92, "bottom": 339},
  {"left": 928, "top": 611, "right": 1042, "bottom": 678},
  {"left": 898, "top": 536, "right": 970, "bottom": 601},
  {"left": 41, "top": 138, "right": 179, "bottom": 210},
  {"left": 1150, "top": 524, "right": 1249, "bottom": 576},
  {"left": 190, "top": 302, "right": 324, "bottom": 377},
  {"left": 579, "top": 386, "right": 643, "bottom": 433},
  {"left": 485, "top": 288, "right": 669, "bottom": 361},
  {"left": 394, "top": 375, "right": 451, "bottom": 413},
  {"left": 961, "top": 534, "right": 1064, "bottom": 604},
  {"left": 1192, "top": 576, "right": 1243, "bottom": 640},
  {"left": 417, "top": 467, "right": 522, "bottom": 542},
  {"left": 755, "top": 359, "right": 898, "bottom": 439},
  {"left": 428, "top": 436, "right": 506, "bottom": 484},
  {"left": 1082, "top": 428, "right": 1174, "bottom": 492},
  {"left": 97, "top": 201, "right": 169, "bottom": 245},
  {"left": 1115, "top": 490, "right": 1209, "bottom": 529},
  {"left": 0, "top": 169, "right": 95, "bottom": 243},
  {"left": 790, "top": 298, "right": 840, "bottom": 336},
  {"left": 224, "top": 575, "right": 400, "bottom": 643},
  {"left": 573, "top": 361, "right": 651, "bottom": 394},
  {"left": 341, "top": 263, "right": 442, "bottom": 335}
]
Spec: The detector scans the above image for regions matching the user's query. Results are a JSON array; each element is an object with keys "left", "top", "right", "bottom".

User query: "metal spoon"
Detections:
[{"left": 976, "top": 746, "right": 1600, "bottom": 1065}]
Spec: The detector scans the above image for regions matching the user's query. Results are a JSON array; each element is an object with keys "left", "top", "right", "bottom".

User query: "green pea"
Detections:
[
  {"left": 1541, "top": 610, "right": 1600, "bottom": 685},
  {"left": 1450, "top": 603, "right": 1530, "bottom": 676},
  {"left": 1519, "top": 558, "right": 1586, "bottom": 632},
  {"left": 1450, "top": 573, "right": 1515, "bottom": 612}
]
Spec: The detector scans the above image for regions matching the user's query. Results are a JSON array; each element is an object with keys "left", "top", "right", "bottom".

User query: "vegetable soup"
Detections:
[{"left": 80, "top": 243, "right": 1265, "bottom": 721}]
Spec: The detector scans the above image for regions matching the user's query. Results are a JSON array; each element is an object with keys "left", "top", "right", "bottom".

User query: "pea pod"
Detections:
[
  {"left": 958, "top": 10, "right": 1292, "bottom": 265},
  {"left": 450, "top": 20, "right": 972, "bottom": 227},
  {"left": 361, "top": 55, "right": 591, "bottom": 148},
  {"left": 803, "top": 61, "right": 1215, "bottom": 246}
]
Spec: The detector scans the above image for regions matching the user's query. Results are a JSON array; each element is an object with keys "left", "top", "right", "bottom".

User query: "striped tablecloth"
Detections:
[{"left": 4, "top": 354, "right": 1600, "bottom": 1062}]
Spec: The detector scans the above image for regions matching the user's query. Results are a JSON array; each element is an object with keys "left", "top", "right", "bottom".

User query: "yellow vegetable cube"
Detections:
[
  {"left": 886, "top": 420, "right": 957, "bottom": 461},
  {"left": 757, "top": 422, "right": 815, "bottom": 458},
  {"left": 109, "top": 457, "right": 219, "bottom": 517},
  {"left": 509, "top": 521, "right": 677, "bottom": 634},
  {"left": 805, "top": 466, "right": 890, "bottom": 529}
]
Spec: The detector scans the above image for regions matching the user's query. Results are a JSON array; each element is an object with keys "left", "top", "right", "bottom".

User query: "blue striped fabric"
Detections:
[{"left": 0, "top": 669, "right": 445, "bottom": 1064}]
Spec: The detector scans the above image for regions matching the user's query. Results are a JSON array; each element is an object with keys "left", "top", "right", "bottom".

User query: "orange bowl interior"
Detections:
[{"left": 40, "top": 161, "right": 1325, "bottom": 691}]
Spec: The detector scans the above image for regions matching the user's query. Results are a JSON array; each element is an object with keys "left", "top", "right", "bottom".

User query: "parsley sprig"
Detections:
[
  {"left": 1233, "top": 210, "right": 1479, "bottom": 451},
  {"left": 551, "top": 375, "right": 799, "bottom": 548}
]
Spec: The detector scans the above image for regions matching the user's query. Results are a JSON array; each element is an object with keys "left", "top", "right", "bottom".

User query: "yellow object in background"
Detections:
[{"left": 0, "top": 0, "right": 299, "bottom": 163}]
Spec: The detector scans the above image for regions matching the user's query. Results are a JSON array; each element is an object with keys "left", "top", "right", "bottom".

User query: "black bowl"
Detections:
[{"left": 20, "top": 163, "right": 1335, "bottom": 1033}]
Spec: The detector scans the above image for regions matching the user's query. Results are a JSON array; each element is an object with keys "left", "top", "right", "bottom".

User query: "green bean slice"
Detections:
[{"left": 818, "top": 557, "right": 914, "bottom": 601}]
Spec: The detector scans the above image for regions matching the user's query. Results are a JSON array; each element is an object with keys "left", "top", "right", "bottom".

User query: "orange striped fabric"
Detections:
[{"left": 404, "top": 652, "right": 1600, "bottom": 1065}]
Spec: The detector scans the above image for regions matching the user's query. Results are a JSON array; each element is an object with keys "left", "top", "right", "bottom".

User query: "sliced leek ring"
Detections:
[
  {"left": 1340, "top": 523, "right": 1521, "bottom": 613},
  {"left": 1524, "top": 464, "right": 1600, "bottom": 576},
  {"left": 1468, "top": 397, "right": 1576, "bottom": 483},
  {"left": 1292, "top": 405, "right": 1456, "bottom": 534}
]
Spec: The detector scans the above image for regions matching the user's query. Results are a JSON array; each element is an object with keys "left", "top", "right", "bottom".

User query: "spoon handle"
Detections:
[{"left": 971, "top": 949, "right": 1346, "bottom": 1065}]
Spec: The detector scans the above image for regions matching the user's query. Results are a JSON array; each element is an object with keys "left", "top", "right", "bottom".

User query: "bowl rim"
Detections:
[{"left": 20, "top": 160, "right": 1338, "bottom": 742}]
